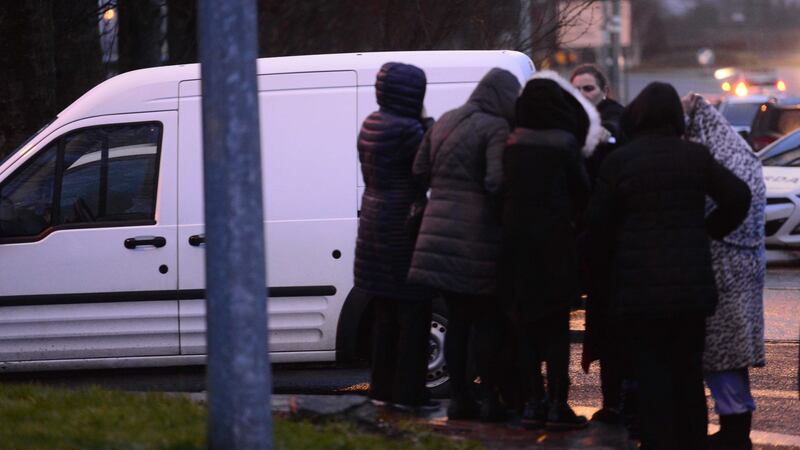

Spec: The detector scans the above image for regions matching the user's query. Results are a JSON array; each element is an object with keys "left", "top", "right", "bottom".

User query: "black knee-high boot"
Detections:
[{"left": 709, "top": 412, "right": 753, "bottom": 450}]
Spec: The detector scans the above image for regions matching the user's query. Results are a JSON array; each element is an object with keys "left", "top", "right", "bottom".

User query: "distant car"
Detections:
[
  {"left": 718, "top": 94, "right": 772, "bottom": 136},
  {"left": 758, "top": 129, "right": 800, "bottom": 248},
  {"left": 718, "top": 69, "right": 788, "bottom": 97},
  {"left": 749, "top": 99, "right": 800, "bottom": 151}
]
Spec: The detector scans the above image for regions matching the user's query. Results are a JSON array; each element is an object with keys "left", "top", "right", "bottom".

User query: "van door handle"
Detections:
[
  {"left": 188, "top": 234, "right": 206, "bottom": 246},
  {"left": 124, "top": 236, "right": 167, "bottom": 249}
]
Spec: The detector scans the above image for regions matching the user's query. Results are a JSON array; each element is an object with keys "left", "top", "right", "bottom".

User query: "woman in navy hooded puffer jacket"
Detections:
[{"left": 355, "top": 62, "right": 435, "bottom": 411}]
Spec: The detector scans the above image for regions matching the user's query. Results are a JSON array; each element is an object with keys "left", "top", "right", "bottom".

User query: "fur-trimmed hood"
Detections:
[{"left": 529, "top": 70, "right": 602, "bottom": 157}]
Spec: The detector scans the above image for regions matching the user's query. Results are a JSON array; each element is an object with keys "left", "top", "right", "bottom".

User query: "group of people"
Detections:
[{"left": 354, "top": 61, "right": 766, "bottom": 450}]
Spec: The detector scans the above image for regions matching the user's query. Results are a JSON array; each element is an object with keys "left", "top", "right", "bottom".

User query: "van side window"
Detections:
[
  {"left": 0, "top": 122, "right": 161, "bottom": 238},
  {"left": 58, "top": 124, "right": 161, "bottom": 224}
]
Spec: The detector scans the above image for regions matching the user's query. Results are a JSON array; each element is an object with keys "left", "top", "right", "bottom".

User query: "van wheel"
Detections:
[{"left": 426, "top": 300, "right": 450, "bottom": 398}]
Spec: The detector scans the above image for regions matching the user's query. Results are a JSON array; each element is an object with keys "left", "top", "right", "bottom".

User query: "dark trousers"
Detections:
[
  {"left": 519, "top": 309, "right": 571, "bottom": 403},
  {"left": 443, "top": 292, "right": 504, "bottom": 400},
  {"left": 369, "top": 297, "right": 432, "bottom": 405},
  {"left": 600, "top": 353, "right": 623, "bottom": 408},
  {"left": 628, "top": 315, "right": 707, "bottom": 450},
  {"left": 599, "top": 322, "right": 627, "bottom": 409}
]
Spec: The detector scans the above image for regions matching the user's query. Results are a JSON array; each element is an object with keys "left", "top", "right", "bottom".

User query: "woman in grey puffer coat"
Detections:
[
  {"left": 683, "top": 93, "right": 766, "bottom": 450},
  {"left": 408, "top": 68, "right": 521, "bottom": 420}
]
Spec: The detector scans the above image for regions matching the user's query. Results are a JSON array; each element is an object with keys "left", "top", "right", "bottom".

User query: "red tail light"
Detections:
[{"left": 752, "top": 135, "right": 777, "bottom": 151}]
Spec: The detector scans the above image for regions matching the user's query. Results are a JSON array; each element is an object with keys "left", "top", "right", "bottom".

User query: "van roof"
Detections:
[
  {"left": 3, "top": 50, "right": 534, "bottom": 175},
  {"left": 58, "top": 50, "right": 533, "bottom": 123}
]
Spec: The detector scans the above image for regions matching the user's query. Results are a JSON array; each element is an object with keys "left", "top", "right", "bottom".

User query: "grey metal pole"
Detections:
[
  {"left": 197, "top": 0, "right": 272, "bottom": 448},
  {"left": 601, "top": 1, "right": 612, "bottom": 87},
  {"left": 608, "top": 0, "right": 622, "bottom": 97}
]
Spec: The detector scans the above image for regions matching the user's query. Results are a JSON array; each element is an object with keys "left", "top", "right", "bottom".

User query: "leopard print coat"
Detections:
[{"left": 684, "top": 95, "right": 766, "bottom": 372}]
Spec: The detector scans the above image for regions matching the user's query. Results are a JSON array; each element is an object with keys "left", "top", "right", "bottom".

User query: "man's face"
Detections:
[{"left": 572, "top": 73, "right": 604, "bottom": 106}]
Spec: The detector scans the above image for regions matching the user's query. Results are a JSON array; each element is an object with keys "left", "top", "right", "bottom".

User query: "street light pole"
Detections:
[
  {"left": 606, "top": 0, "right": 622, "bottom": 98},
  {"left": 197, "top": 0, "right": 273, "bottom": 448}
]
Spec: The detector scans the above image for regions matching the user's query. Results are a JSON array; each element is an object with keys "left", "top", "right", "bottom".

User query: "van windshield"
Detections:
[{"left": 0, "top": 118, "right": 56, "bottom": 167}]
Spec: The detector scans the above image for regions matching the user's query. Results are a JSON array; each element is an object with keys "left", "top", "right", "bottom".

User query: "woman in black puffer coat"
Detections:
[
  {"left": 355, "top": 62, "right": 435, "bottom": 411},
  {"left": 586, "top": 82, "right": 752, "bottom": 450}
]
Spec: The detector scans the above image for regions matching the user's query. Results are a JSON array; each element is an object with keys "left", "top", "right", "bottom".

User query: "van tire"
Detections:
[
  {"left": 427, "top": 297, "right": 450, "bottom": 398},
  {"left": 338, "top": 289, "right": 451, "bottom": 398}
]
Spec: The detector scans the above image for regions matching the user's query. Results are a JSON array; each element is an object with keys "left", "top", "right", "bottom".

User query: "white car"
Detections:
[{"left": 759, "top": 129, "right": 800, "bottom": 248}]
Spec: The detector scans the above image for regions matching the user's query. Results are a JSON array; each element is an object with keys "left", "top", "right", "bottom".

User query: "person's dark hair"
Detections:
[
  {"left": 620, "top": 82, "right": 685, "bottom": 138},
  {"left": 570, "top": 64, "right": 608, "bottom": 92}
]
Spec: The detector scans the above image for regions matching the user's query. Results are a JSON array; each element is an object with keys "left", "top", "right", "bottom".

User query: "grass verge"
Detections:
[{"left": 0, "top": 383, "right": 479, "bottom": 450}]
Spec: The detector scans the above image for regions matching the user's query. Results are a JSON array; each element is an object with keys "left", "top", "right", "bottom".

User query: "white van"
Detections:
[{"left": 0, "top": 50, "right": 534, "bottom": 392}]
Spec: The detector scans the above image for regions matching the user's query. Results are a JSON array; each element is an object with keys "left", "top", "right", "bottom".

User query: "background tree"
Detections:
[
  {"left": 93, "top": 0, "right": 599, "bottom": 72},
  {"left": 53, "top": 0, "right": 106, "bottom": 112},
  {"left": 0, "top": 0, "right": 598, "bottom": 158},
  {"left": 254, "top": 0, "right": 595, "bottom": 66},
  {"left": 167, "top": 0, "right": 197, "bottom": 65},
  {"left": 0, "top": 1, "right": 56, "bottom": 157},
  {"left": 0, "top": 1, "right": 109, "bottom": 158},
  {"left": 117, "top": 0, "right": 163, "bottom": 72}
]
